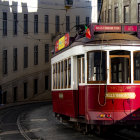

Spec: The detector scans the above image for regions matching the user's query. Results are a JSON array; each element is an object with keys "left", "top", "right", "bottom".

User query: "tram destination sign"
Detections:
[
  {"left": 55, "top": 33, "right": 69, "bottom": 53},
  {"left": 94, "top": 25, "right": 122, "bottom": 32}
]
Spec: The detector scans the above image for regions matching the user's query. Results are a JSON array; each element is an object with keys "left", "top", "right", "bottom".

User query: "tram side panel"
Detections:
[
  {"left": 52, "top": 90, "right": 79, "bottom": 118},
  {"left": 78, "top": 86, "right": 86, "bottom": 116},
  {"left": 85, "top": 85, "right": 140, "bottom": 124}
]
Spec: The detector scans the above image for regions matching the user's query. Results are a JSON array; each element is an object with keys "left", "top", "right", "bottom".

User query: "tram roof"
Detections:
[{"left": 53, "top": 33, "right": 140, "bottom": 57}]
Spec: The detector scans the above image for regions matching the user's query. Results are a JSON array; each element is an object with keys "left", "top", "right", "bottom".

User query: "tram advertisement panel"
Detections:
[{"left": 55, "top": 33, "right": 69, "bottom": 53}]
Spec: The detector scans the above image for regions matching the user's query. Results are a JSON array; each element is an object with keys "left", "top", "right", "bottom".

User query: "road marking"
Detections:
[{"left": 30, "top": 118, "right": 47, "bottom": 122}]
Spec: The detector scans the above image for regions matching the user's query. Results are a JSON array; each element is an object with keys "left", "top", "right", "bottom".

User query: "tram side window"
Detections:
[
  {"left": 78, "top": 56, "right": 85, "bottom": 83},
  {"left": 61, "top": 61, "right": 63, "bottom": 88},
  {"left": 64, "top": 60, "right": 68, "bottom": 88},
  {"left": 88, "top": 51, "right": 106, "bottom": 82},
  {"left": 68, "top": 58, "right": 71, "bottom": 88},
  {"left": 134, "top": 52, "right": 140, "bottom": 81},
  {"left": 58, "top": 62, "right": 60, "bottom": 89},
  {"left": 53, "top": 64, "right": 56, "bottom": 89}
]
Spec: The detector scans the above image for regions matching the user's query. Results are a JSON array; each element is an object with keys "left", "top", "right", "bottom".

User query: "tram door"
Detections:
[{"left": 111, "top": 56, "right": 130, "bottom": 83}]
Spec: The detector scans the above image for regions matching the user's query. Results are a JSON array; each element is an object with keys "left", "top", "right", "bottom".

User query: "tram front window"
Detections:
[
  {"left": 88, "top": 51, "right": 106, "bottom": 83},
  {"left": 110, "top": 51, "right": 130, "bottom": 83}
]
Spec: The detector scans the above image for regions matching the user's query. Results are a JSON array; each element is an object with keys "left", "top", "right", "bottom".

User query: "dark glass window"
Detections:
[
  {"left": 86, "top": 17, "right": 89, "bottom": 25},
  {"left": 138, "top": 4, "right": 140, "bottom": 23},
  {"left": 34, "top": 45, "right": 38, "bottom": 65},
  {"left": 134, "top": 52, "right": 140, "bottom": 81},
  {"left": 13, "top": 13, "right": 18, "bottom": 35},
  {"left": 13, "top": 48, "right": 17, "bottom": 71},
  {"left": 24, "top": 47, "right": 28, "bottom": 68},
  {"left": 24, "top": 82, "right": 27, "bottom": 99},
  {"left": 3, "top": 50, "right": 7, "bottom": 74},
  {"left": 34, "top": 79, "right": 38, "bottom": 94},
  {"left": 114, "top": 7, "right": 119, "bottom": 23},
  {"left": 13, "top": 87, "right": 17, "bottom": 102},
  {"left": 55, "top": 16, "right": 59, "bottom": 33},
  {"left": 3, "top": 91, "right": 7, "bottom": 104},
  {"left": 124, "top": 5, "right": 129, "bottom": 23},
  {"left": 3, "top": 12, "right": 7, "bottom": 36},
  {"left": 34, "top": 15, "right": 38, "bottom": 33},
  {"left": 45, "top": 44, "right": 49, "bottom": 63},
  {"left": 88, "top": 51, "right": 106, "bottom": 82},
  {"left": 108, "top": 9, "right": 112, "bottom": 23},
  {"left": 110, "top": 51, "right": 130, "bottom": 83},
  {"left": 66, "top": 16, "right": 70, "bottom": 32},
  {"left": 45, "top": 15, "right": 49, "bottom": 33},
  {"left": 24, "top": 14, "right": 28, "bottom": 34},
  {"left": 45, "top": 76, "right": 49, "bottom": 90},
  {"left": 76, "top": 16, "right": 80, "bottom": 31}
]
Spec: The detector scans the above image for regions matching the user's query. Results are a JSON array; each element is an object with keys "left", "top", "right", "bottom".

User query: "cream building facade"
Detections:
[
  {"left": 0, "top": 0, "right": 97, "bottom": 104},
  {"left": 101, "top": 0, "right": 140, "bottom": 23}
]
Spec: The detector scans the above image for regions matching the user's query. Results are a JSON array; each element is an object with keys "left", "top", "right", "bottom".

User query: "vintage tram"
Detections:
[{"left": 51, "top": 24, "right": 140, "bottom": 134}]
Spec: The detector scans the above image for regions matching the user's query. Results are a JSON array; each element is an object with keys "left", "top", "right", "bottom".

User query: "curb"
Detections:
[{"left": 0, "top": 100, "right": 52, "bottom": 111}]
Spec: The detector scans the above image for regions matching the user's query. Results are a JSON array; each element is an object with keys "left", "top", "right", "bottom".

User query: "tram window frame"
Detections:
[
  {"left": 57, "top": 62, "right": 60, "bottom": 89},
  {"left": 68, "top": 58, "right": 71, "bottom": 88},
  {"left": 53, "top": 64, "right": 56, "bottom": 89},
  {"left": 78, "top": 56, "right": 85, "bottom": 84},
  {"left": 87, "top": 51, "right": 107, "bottom": 83},
  {"left": 134, "top": 51, "right": 140, "bottom": 83},
  {"left": 64, "top": 59, "right": 68, "bottom": 88},
  {"left": 110, "top": 51, "right": 131, "bottom": 84},
  {"left": 61, "top": 61, "right": 64, "bottom": 89}
]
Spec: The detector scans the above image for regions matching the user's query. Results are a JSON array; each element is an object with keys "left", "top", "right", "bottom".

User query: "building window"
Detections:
[
  {"left": 13, "top": 87, "right": 17, "bottom": 102},
  {"left": 3, "top": 50, "right": 7, "bottom": 74},
  {"left": 138, "top": 4, "right": 140, "bottom": 23},
  {"left": 24, "top": 47, "right": 28, "bottom": 68},
  {"left": 88, "top": 51, "right": 106, "bottom": 83},
  {"left": 13, "top": 48, "right": 17, "bottom": 71},
  {"left": 13, "top": 13, "right": 18, "bottom": 35},
  {"left": 45, "top": 15, "right": 49, "bottom": 33},
  {"left": 45, "top": 44, "right": 49, "bottom": 63},
  {"left": 76, "top": 16, "right": 80, "bottom": 31},
  {"left": 34, "top": 79, "right": 38, "bottom": 94},
  {"left": 3, "top": 12, "right": 7, "bottom": 36},
  {"left": 108, "top": 9, "right": 112, "bottom": 23},
  {"left": 55, "top": 15, "right": 59, "bottom": 33},
  {"left": 134, "top": 52, "right": 140, "bottom": 82},
  {"left": 34, "top": 15, "right": 38, "bottom": 34},
  {"left": 3, "top": 91, "right": 7, "bottom": 104},
  {"left": 104, "top": 10, "right": 106, "bottom": 23},
  {"left": 24, "top": 14, "right": 28, "bottom": 34},
  {"left": 45, "top": 76, "right": 49, "bottom": 90},
  {"left": 86, "top": 17, "right": 89, "bottom": 25},
  {"left": 114, "top": 7, "right": 119, "bottom": 23},
  {"left": 66, "top": 16, "right": 70, "bottom": 32},
  {"left": 65, "top": 0, "right": 73, "bottom": 6},
  {"left": 124, "top": 5, "right": 129, "bottom": 23},
  {"left": 34, "top": 45, "right": 38, "bottom": 65},
  {"left": 24, "top": 82, "right": 27, "bottom": 99}
]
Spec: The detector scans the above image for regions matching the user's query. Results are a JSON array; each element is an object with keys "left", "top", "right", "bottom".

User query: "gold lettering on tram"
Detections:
[{"left": 106, "top": 92, "right": 136, "bottom": 99}]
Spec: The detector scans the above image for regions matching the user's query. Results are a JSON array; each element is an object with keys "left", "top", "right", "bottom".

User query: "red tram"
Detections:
[{"left": 51, "top": 24, "right": 140, "bottom": 133}]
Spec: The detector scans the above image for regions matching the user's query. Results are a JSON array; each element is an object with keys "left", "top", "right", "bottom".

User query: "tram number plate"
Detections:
[{"left": 106, "top": 92, "right": 136, "bottom": 99}]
